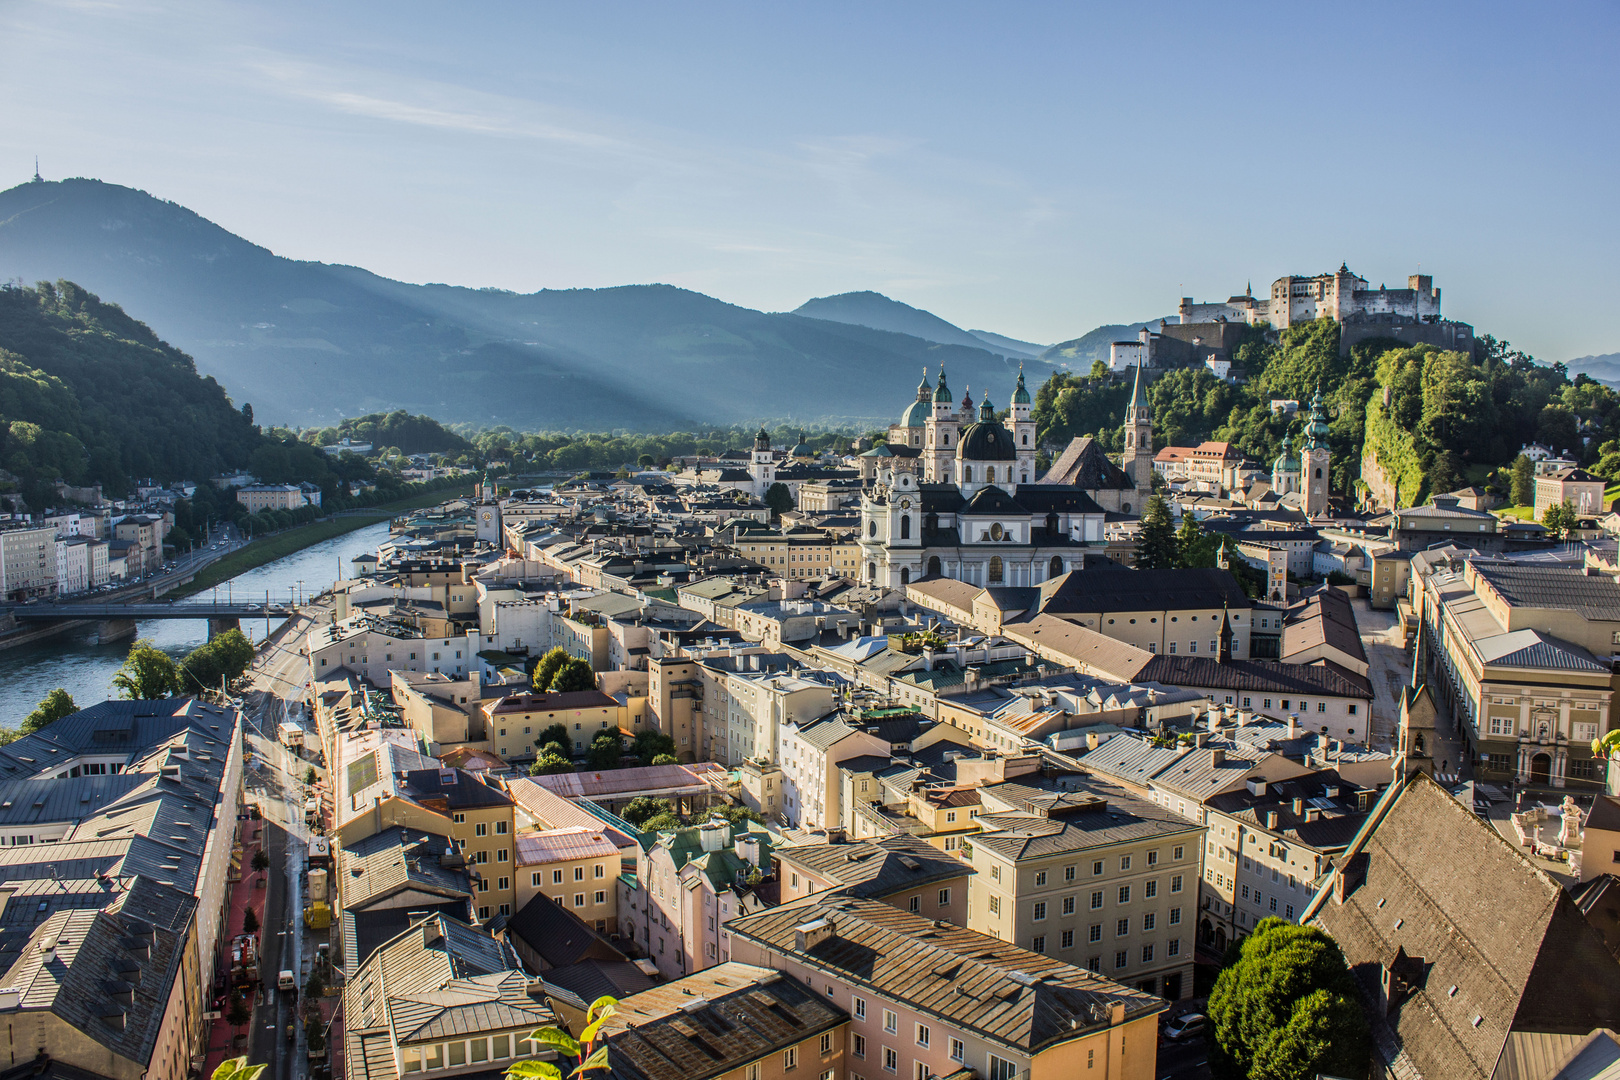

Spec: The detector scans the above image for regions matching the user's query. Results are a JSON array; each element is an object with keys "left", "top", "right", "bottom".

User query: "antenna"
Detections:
[{"left": 32, "top": 157, "right": 41, "bottom": 183}]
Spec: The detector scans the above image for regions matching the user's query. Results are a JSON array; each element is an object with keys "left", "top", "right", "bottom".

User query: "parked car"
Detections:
[{"left": 1163, "top": 1014, "right": 1206, "bottom": 1041}]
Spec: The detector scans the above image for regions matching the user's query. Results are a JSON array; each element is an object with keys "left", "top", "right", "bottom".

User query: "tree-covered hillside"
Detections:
[
  {"left": 306, "top": 411, "right": 473, "bottom": 456},
  {"left": 1032, "top": 318, "right": 1619, "bottom": 507}
]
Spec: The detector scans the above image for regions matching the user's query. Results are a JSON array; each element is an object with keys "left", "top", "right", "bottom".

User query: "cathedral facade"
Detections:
[{"left": 858, "top": 367, "right": 1143, "bottom": 588}]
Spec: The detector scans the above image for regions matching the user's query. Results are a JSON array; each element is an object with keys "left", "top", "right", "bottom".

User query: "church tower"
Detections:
[
  {"left": 1005, "top": 367, "right": 1037, "bottom": 485},
  {"left": 1120, "top": 361, "right": 1154, "bottom": 514},
  {"left": 1395, "top": 683, "right": 1438, "bottom": 781},
  {"left": 925, "top": 365, "right": 958, "bottom": 482},
  {"left": 1301, "top": 388, "right": 1332, "bottom": 518},
  {"left": 750, "top": 426, "right": 776, "bottom": 499}
]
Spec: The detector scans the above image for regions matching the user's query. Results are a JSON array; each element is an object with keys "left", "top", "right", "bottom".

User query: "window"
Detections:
[
  {"left": 553, "top": 869, "right": 564, "bottom": 884},
  {"left": 950, "top": 1038, "right": 965, "bottom": 1063},
  {"left": 497, "top": 849, "right": 508, "bottom": 862},
  {"left": 988, "top": 896, "right": 1001, "bottom": 915},
  {"left": 532, "top": 873, "right": 542, "bottom": 887},
  {"left": 883, "top": 1010, "right": 898, "bottom": 1034},
  {"left": 1091, "top": 890, "right": 1103, "bottom": 909},
  {"left": 574, "top": 894, "right": 585, "bottom": 907},
  {"left": 853, "top": 996, "right": 866, "bottom": 1020},
  {"left": 426, "top": 1047, "right": 444, "bottom": 1070},
  {"left": 819, "top": 1033, "right": 832, "bottom": 1055},
  {"left": 1061, "top": 929, "right": 1074, "bottom": 948},
  {"left": 784, "top": 1047, "right": 798, "bottom": 1070},
  {"left": 1089, "top": 923, "right": 1102, "bottom": 943},
  {"left": 1118, "top": 885, "right": 1131, "bottom": 904},
  {"left": 1169, "top": 907, "right": 1181, "bottom": 925},
  {"left": 1142, "top": 944, "right": 1154, "bottom": 963},
  {"left": 1065, "top": 865, "right": 1076, "bottom": 881},
  {"left": 449, "top": 1044, "right": 466, "bottom": 1067},
  {"left": 916, "top": 1024, "right": 930, "bottom": 1048},
  {"left": 475, "top": 823, "right": 488, "bottom": 839},
  {"left": 1117, "top": 917, "right": 1129, "bottom": 937},
  {"left": 1168, "top": 939, "right": 1180, "bottom": 957},
  {"left": 596, "top": 864, "right": 605, "bottom": 878},
  {"left": 939, "top": 888, "right": 951, "bottom": 906},
  {"left": 453, "top": 813, "right": 466, "bottom": 824},
  {"left": 1035, "top": 870, "right": 1048, "bottom": 886},
  {"left": 1143, "top": 912, "right": 1156, "bottom": 931},
  {"left": 1270, "top": 897, "right": 1278, "bottom": 912},
  {"left": 1145, "top": 879, "right": 1157, "bottom": 898},
  {"left": 496, "top": 820, "right": 508, "bottom": 835},
  {"left": 1119, "top": 855, "right": 1131, "bottom": 872},
  {"left": 595, "top": 890, "right": 606, "bottom": 904},
  {"left": 988, "top": 1056, "right": 1017, "bottom": 1080},
  {"left": 1032, "top": 934, "right": 1046, "bottom": 952},
  {"left": 1092, "top": 860, "right": 1103, "bottom": 875},
  {"left": 1115, "top": 950, "right": 1128, "bottom": 969},
  {"left": 854, "top": 1034, "right": 867, "bottom": 1059},
  {"left": 498, "top": 876, "right": 509, "bottom": 891},
  {"left": 1062, "top": 896, "right": 1075, "bottom": 915},
  {"left": 1147, "top": 850, "right": 1158, "bottom": 866},
  {"left": 991, "top": 865, "right": 1001, "bottom": 881},
  {"left": 1087, "top": 956, "right": 1101, "bottom": 973},
  {"left": 575, "top": 866, "right": 585, "bottom": 881},
  {"left": 1033, "top": 901, "right": 1047, "bottom": 920},
  {"left": 1171, "top": 874, "right": 1183, "bottom": 893},
  {"left": 1173, "top": 846, "right": 1184, "bottom": 860},
  {"left": 883, "top": 1048, "right": 898, "bottom": 1073}
]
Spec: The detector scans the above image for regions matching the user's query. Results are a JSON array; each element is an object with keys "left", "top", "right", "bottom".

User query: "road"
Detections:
[
  {"left": 1156, "top": 1038, "right": 1210, "bottom": 1080},
  {"left": 238, "top": 602, "right": 323, "bottom": 1080}
]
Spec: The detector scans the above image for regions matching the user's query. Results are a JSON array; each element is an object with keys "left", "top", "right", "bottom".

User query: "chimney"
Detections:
[
  {"left": 1209, "top": 748, "right": 1225, "bottom": 768},
  {"left": 1246, "top": 777, "right": 1267, "bottom": 797},
  {"left": 793, "top": 917, "right": 835, "bottom": 952},
  {"left": 1286, "top": 714, "right": 1298, "bottom": 738},
  {"left": 1206, "top": 712, "right": 1219, "bottom": 734},
  {"left": 1292, "top": 797, "right": 1305, "bottom": 817},
  {"left": 1194, "top": 733, "right": 1207, "bottom": 749},
  {"left": 1265, "top": 810, "right": 1279, "bottom": 830},
  {"left": 826, "top": 828, "right": 847, "bottom": 845}
]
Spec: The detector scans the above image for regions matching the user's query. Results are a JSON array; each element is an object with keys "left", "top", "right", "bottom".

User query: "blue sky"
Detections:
[{"left": 1, "top": 0, "right": 1616, "bottom": 360}]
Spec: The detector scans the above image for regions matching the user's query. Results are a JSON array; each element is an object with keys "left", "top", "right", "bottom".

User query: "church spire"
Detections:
[{"left": 1128, "top": 358, "right": 1147, "bottom": 409}]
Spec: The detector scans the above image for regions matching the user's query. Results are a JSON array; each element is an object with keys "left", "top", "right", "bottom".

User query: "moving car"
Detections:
[{"left": 1162, "top": 1013, "right": 1205, "bottom": 1041}]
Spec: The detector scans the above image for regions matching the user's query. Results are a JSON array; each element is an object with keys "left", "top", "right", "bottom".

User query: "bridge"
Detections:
[{"left": 0, "top": 601, "right": 297, "bottom": 619}]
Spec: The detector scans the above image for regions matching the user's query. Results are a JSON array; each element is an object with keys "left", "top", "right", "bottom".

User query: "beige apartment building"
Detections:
[
  {"left": 0, "top": 524, "right": 58, "bottom": 599},
  {"left": 482, "top": 689, "right": 623, "bottom": 759},
  {"left": 1419, "top": 559, "right": 1620, "bottom": 788},
  {"left": 236, "top": 483, "right": 309, "bottom": 512},
  {"left": 515, "top": 826, "right": 620, "bottom": 932},
  {"left": 774, "top": 832, "right": 974, "bottom": 926},
  {"left": 966, "top": 781, "right": 1205, "bottom": 1000}
]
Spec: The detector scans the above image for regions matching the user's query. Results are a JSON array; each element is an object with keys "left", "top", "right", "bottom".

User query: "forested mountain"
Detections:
[
  {"left": 1032, "top": 321, "right": 1616, "bottom": 508},
  {"left": 1039, "top": 320, "right": 1167, "bottom": 369},
  {"left": 791, "top": 291, "right": 1045, "bottom": 357},
  {"left": 0, "top": 178, "right": 1052, "bottom": 429}
]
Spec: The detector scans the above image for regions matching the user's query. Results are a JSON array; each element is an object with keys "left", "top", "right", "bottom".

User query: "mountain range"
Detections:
[{"left": 0, "top": 179, "right": 1107, "bottom": 431}]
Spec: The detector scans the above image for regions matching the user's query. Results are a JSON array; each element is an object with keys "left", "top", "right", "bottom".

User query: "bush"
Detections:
[
  {"left": 529, "top": 753, "right": 574, "bottom": 776},
  {"left": 241, "top": 908, "right": 259, "bottom": 934}
]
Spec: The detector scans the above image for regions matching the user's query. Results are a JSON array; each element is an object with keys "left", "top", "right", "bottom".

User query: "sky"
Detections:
[{"left": 1, "top": 0, "right": 1617, "bottom": 360}]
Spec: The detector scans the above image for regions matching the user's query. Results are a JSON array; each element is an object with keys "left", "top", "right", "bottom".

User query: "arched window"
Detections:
[
  {"left": 1022, "top": 434, "right": 1028, "bottom": 444},
  {"left": 927, "top": 555, "right": 941, "bottom": 576},
  {"left": 900, "top": 515, "right": 911, "bottom": 540},
  {"left": 986, "top": 467, "right": 995, "bottom": 482},
  {"left": 868, "top": 520, "right": 877, "bottom": 537},
  {"left": 1049, "top": 555, "right": 1063, "bottom": 578},
  {"left": 867, "top": 562, "right": 876, "bottom": 581},
  {"left": 1314, "top": 467, "right": 1323, "bottom": 479},
  {"left": 963, "top": 465, "right": 972, "bottom": 482},
  {"left": 988, "top": 556, "right": 1003, "bottom": 584},
  {"left": 1122, "top": 502, "right": 1132, "bottom": 514},
  {"left": 900, "top": 566, "right": 910, "bottom": 585}
]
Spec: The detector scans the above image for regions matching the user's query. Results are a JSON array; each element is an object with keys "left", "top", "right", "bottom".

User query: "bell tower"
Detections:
[
  {"left": 925, "top": 365, "right": 958, "bottom": 482},
  {"left": 1006, "top": 366, "right": 1037, "bottom": 484},
  {"left": 1120, "top": 361, "right": 1154, "bottom": 514},
  {"left": 750, "top": 426, "right": 775, "bottom": 499},
  {"left": 1301, "top": 388, "right": 1332, "bottom": 518}
]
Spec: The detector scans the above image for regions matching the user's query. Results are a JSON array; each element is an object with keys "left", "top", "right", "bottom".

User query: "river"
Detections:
[{"left": 0, "top": 520, "right": 393, "bottom": 727}]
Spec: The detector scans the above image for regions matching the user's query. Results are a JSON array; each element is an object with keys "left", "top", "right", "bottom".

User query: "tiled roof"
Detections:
[
  {"left": 1039, "top": 437, "right": 1133, "bottom": 490},
  {"left": 486, "top": 690, "right": 620, "bottom": 713},
  {"left": 1310, "top": 775, "right": 1620, "bottom": 1080},
  {"left": 338, "top": 826, "right": 470, "bottom": 911},
  {"left": 515, "top": 827, "right": 619, "bottom": 866},
  {"left": 503, "top": 893, "right": 627, "bottom": 970},
  {"left": 775, "top": 834, "right": 970, "bottom": 898},
  {"left": 505, "top": 779, "right": 639, "bottom": 849},
  {"left": 1135, "top": 655, "right": 1373, "bottom": 699},
  {"left": 1473, "top": 630, "right": 1609, "bottom": 672},
  {"left": 604, "top": 964, "right": 848, "bottom": 1080},
  {"left": 1471, "top": 561, "right": 1620, "bottom": 621},
  {"left": 1037, "top": 566, "right": 1251, "bottom": 615},
  {"left": 726, "top": 897, "right": 1163, "bottom": 1052},
  {"left": 528, "top": 763, "right": 710, "bottom": 800}
]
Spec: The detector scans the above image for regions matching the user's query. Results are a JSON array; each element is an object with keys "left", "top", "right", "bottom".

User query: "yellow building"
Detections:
[
  {"left": 482, "top": 689, "right": 624, "bottom": 759},
  {"left": 515, "top": 826, "right": 621, "bottom": 932}
]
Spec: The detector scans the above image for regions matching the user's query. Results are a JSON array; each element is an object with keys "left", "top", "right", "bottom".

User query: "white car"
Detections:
[{"left": 1162, "top": 1014, "right": 1206, "bottom": 1041}]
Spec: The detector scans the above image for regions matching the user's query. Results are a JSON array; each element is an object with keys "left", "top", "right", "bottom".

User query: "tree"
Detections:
[
  {"left": 1207, "top": 918, "right": 1370, "bottom": 1080},
  {"left": 303, "top": 765, "right": 317, "bottom": 785},
  {"left": 650, "top": 753, "right": 678, "bottom": 765},
  {"left": 764, "top": 482, "right": 795, "bottom": 517},
  {"left": 212, "top": 1057, "right": 266, "bottom": 1080},
  {"left": 633, "top": 729, "right": 677, "bottom": 765},
  {"left": 641, "top": 811, "right": 682, "bottom": 832},
  {"left": 1136, "top": 494, "right": 1178, "bottom": 570},
  {"left": 529, "top": 753, "right": 574, "bottom": 776},
  {"left": 252, "top": 848, "right": 270, "bottom": 872},
  {"left": 20, "top": 688, "right": 76, "bottom": 734},
  {"left": 1511, "top": 454, "right": 1536, "bottom": 506},
  {"left": 1543, "top": 497, "right": 1576, "bottom": 538},
  {"left": 714, "top": 803, "right": 763, "bottom": 828},
  {"left": 637, "top": 454, "right": 655, "bottom": 469},
  {"left": 536, "top": 722, "right": 570, "bottom": 751},
  {"left": 621, "top": 796, "right": 674, "bottom": 828},
  {"left": 226, "top": 990, "right": 252, "bottom": 1029},
  {"left": 505, "top": 995, "right": 618, "bottom": 1080},
  {"left": 241, "top": 907, "right": 259, "bottom": 934},
  {"left": 111, "top": 639, "right": 180, "bottom": 699},
  {"left": 1175, "top": 515, "right": 1218, "bottom": 569},
  {"left": 531, "top": 648, "right": 570, "bottom": 692},
  {"left": 549, "top": 658, "right": 596, "bottom": 694},
  {"left": 586, "top": 731, "right": 623, "bottom": 769},
  {"left": 180, "top": 628, "right": 256, "bottom": 694}
]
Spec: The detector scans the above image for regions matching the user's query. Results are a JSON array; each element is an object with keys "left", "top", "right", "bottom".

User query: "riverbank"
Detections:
[{"left": 171, "top": 484, "right": 473, "bottom": 599}]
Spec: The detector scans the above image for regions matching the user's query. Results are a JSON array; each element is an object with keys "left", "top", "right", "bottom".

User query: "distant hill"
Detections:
[
  {"left": 1039, "top": 319, "right": 1170, "bottom": 370},
  {"left": 0, "top": 179, "right": 1052, "bottom": 430},
  {"left": 1567, "top": 353, "right": 1620, "bottom": 388},
  {"left": 792, "top": 290, "right": 1045, "bottom": 358}
]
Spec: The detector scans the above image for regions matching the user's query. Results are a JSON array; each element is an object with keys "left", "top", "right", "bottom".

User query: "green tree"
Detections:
[
  {"left": 531, "top": 648, "right": 570, "bottom": 692},
  {"left": 641, "top": 811, "right": 682, "bottom": 832},
  {"left": 650, "top": 753, "right": 678, "bottom": 765},
  {"left": 1175, "top": 515, "right": 1218, "bottom": 569},
  {"left": 637, "top": 454, "right": 655, "bottom": 469},
  {"left": 621, "top": 796, "right": 674, "bottom": 828},
  {"left": 764, "top": 481, "right": 795, "bottom": 517},
  {"left": 303, "top": 766, "right": 317, "bottom": 785},
  {"left": 111, "top": 639, "right": 180, "bottom": 699},
  {"left": 20, "top": 688, "right": 76, "bottom": 734},
  {"left": 1136, "top": 494, "right": 1178, "bottom": 570},
  {"left": 535, "top": 722, "right": 570, "bottom": 750},
  {"left": 549, "top": 658, "right": 596, "bottom": 693},
  {"left": 1542, "top": 498, "right": 1577, "bottom": 538},
  {"left": 529, "top": 753, "right": 574, "bottom": 776},
  {"left": 180, "top": 628, "right": 256, "bottom": 694},
  {"left": 241, "top": 907, "right": 259, "bottom": 934},
  {"left": 586, "top": 731, "right": 623, "bottom": 769},
  {"left": 542, "top": 740, "right": 569, "bottom": 759},
  {"left": 1207, "top": 918, "right": 1370, "bottom": 1080},
  {"left": 714, "top": 803, "right": 763, "bottom": 828},
  {"left": 252, "top": 848, "right": 270, "bottom": 872},
  {"left": 633, "top": 729, "right": 677, "bottom": 765},
  {"left": 226, "top": 990, "right": 252, "bottom": 1029},
  {"left": 1512, "top": 455, "right": 1536, "bottom": 507}
]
